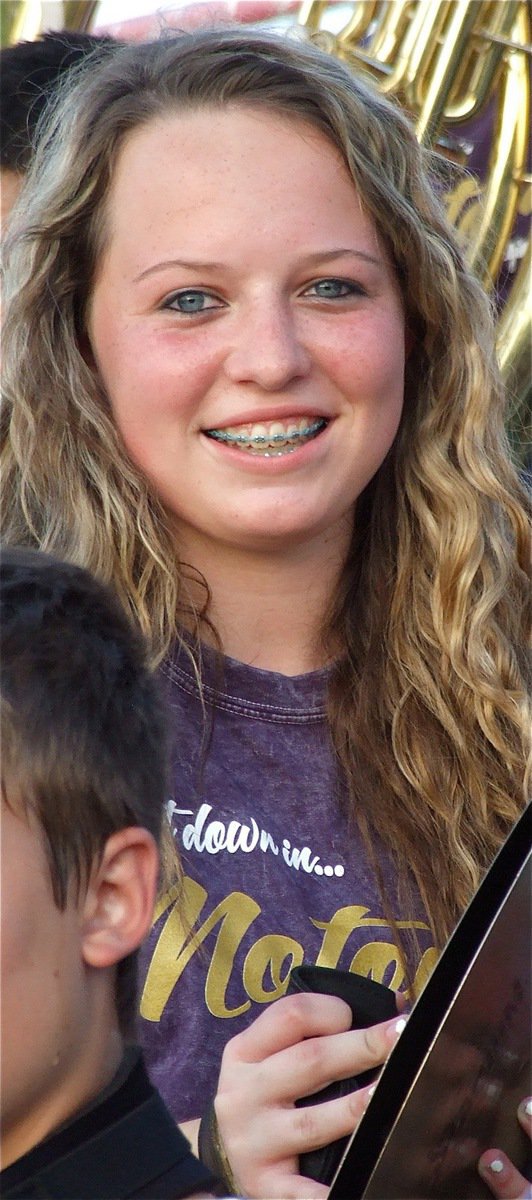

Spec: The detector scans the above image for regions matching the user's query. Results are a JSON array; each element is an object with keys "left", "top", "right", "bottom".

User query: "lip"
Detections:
[{"left": 201, "top": 404, "right": 332, "bottom": 432}]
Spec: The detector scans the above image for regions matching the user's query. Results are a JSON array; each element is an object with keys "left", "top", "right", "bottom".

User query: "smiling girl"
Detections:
[{"left": 2, "top": 28, "right": 530, "bottom": 1200}]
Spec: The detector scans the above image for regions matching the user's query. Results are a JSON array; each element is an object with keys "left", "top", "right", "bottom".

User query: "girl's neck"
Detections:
[{"left": 177, "top": 530, "right": 348, "bottom": 676}]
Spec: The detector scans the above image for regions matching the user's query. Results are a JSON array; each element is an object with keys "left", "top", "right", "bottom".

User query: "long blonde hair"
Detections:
[{"left": 2, "top": 28, "right": 530, "bottom": 950}]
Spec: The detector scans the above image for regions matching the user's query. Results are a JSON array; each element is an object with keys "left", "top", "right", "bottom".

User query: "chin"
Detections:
[{"left": 225, "top": 520, "right": 328, "bottom": 553}]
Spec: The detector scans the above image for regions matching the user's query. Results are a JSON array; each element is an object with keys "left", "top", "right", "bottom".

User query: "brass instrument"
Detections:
[
  {"left": 297, "top": 1, "right": 531, "bottom": 451},
  {"left": 2, "top": 1, "right": 530, "bottom": 458},
  {"left": 0, "top": 2, "right": 99, "bottom": 47}
]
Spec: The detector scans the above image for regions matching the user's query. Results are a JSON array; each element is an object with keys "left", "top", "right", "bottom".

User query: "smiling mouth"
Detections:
[{"left": 204, "top": 416, "right": 328, "bottom": 456}]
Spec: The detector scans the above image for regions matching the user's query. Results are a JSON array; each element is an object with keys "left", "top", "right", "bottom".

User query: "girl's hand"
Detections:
[
  {"left": 478, "top": 1098, "right": 532, "bottom": 1200},
  {"left": 214, "top": 991, "right": 406, "bottom": 1200}
]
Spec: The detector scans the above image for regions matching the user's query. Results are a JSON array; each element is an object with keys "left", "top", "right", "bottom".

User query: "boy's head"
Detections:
[
  {"left": 0, "top": 547, "right": 168, "bottom": 1164},
  {"left": 1, "top": 30, "right": 119, "bottom": 226}
]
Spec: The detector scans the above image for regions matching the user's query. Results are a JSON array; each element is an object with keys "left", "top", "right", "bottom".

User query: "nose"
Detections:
[{"left": 224, "top": 299, "right": 311, "bottom": 391}]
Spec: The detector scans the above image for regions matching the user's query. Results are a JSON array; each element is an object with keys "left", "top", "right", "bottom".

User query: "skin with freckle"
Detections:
[
  {"left": 88, "top": 107, "right": 406, "bottom": 561},
  {"left": 2, "top": 29, "right": 530, "bottom": 1200}
]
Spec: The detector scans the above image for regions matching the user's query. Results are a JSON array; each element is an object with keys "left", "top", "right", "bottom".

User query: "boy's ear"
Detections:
[{"left": 81, "top": 828, "right": 159, "bottom": 969}]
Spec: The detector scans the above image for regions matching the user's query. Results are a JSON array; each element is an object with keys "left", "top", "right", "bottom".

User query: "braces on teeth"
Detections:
[{"left": 206, "top": 418, "right": 326, "bottom": 446}]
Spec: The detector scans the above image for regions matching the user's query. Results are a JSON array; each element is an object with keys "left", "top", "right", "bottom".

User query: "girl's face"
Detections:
[{"left": 88, "top": 106, "right": 406, "bottom": 560}]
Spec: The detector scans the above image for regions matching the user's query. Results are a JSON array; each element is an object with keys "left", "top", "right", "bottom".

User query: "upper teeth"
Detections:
[{"left": 205, "top": 417, "right": 326, "bottom": 446}]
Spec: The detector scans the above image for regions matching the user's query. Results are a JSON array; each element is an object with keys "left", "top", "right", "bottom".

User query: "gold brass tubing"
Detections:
[
  {"left": 377, "top": 1, "right": 448, "bottom": 97},
  {"left": 497, "top": 252, "right": 532, "bottom": 432},
  {"left": 1, "top": 0, "right": 100, "bottom": 42},
  {"left": 364, "top": 0, "right": 416, "bottom": 70},
  {"left": 475, "top": 29, "right": 532, "bottom": 55},
  {"left": 298, "top": 1, "right": 527, "bottom": 126},
  {"left": 413, "top": 2, "right": 482, "bottom": 144},
  {"left": 62, "top": 1, "right": 100, "bottom": 31},
  {"left": 1, "top": 1, "right": 25, "bottom": 48},
  {"left": 297, "top": 0, "right": 330, "bottom": 32},
  {"left": 1, "top": 0, "right": 38, "bottom": 47},
  {"left": 466, "top": 6, "right": 529, "bottom": 285},
  {"left": 333, "top": 42, "right": 392, "bottom": 78},
  {"left": 442, "top": 0, "right": 521, "bottom": 124},
  {"left": 336, "top": 0, "right": 379, "bottom": 46}
]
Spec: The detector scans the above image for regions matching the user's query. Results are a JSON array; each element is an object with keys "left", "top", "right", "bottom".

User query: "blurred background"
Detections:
[{"left": 1, "top": 0, "right": 530, "bottom": 468}]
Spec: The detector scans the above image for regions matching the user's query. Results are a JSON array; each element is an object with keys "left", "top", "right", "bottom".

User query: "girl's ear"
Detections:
[{"left": 81, "top": 827, "right": 159, "bottom": 969}]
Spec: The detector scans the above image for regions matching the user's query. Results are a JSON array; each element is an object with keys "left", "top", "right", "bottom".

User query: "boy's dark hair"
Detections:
[
  {"left": 1, "top": 30, "right": 119, "bottom": 172},
  {"left": 0, "top": 546, "right": 169, "bottom": 1036}
]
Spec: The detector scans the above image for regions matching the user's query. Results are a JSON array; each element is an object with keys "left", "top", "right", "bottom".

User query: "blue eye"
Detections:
[
  {"left": 165, "top": 290, "right": 220, "bottom": 313},
  {"left": 310, "top": 279, "right": 362, "bottom": 299}
]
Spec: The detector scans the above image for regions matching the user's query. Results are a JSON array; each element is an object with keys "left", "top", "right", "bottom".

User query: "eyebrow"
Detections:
[
  {"left": 134, "top": 259, "right": 225, "bottom": 283},
  {"left": 299, "top": 249, "right": 383, "bottom": 268},
  {"left": 133, "top": 248, "right": 383, "bottom": 283}
]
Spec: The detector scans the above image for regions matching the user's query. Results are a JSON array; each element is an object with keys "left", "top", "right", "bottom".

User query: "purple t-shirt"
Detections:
[{"left": 138, "top": 643, "right": 436, "bottom": 1121}]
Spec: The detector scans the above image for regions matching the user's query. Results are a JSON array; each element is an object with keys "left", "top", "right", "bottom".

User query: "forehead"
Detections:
[
  {"left": 97, "top": 104, "right": 383, "bottom": 273},
  {"left": 113, "top": 102, "right": 347, "bottom": 185}
]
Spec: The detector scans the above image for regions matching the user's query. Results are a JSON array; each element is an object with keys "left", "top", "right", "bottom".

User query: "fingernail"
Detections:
[
  {"left": 519, "top": 1097, "right": 532, "bottom": 1118},
  {"left": 387, "top": 1016, "right": 407, "bottom": 1044},
  {"left": 487, "top": 1159, "right": 505, "bottom": 1175},
  {"left": 362, "top": 1083, "right": 377, "bottom": 1114},
  {"left": 479, "top": 1155, "right": 507, "bottom": 1179}
]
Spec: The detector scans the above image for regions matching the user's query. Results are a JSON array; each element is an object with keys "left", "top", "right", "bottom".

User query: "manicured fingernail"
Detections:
[
  {"left": 362, "top": 1083, "right": 377, "bottom": 1113},
  {"left": 479, "top": 1156, "right": 507, "bottom": 1179},
  {"left": 387, "top": 1016, "right": 407, "bottom": 1045},
  {"left": 487, "top": 1159, "right": 505, "bottom": 1175},
  {"left": 520, "top": 1097, "right": 532, "bottom": 1118}
]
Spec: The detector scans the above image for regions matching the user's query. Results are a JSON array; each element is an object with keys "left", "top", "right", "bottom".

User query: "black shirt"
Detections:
[{"left": 1, "top": 1048, "right": 220, "bottom": 1198}]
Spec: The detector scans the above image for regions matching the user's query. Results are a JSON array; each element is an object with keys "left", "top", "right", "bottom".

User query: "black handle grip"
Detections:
[{"left": 286, "top": 965, "right": 398, "bottom": 1185}]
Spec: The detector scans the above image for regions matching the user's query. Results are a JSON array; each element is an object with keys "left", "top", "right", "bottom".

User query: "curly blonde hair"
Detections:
[{"left": 2, "top": 28, "right": 530, "bottom": 952}]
